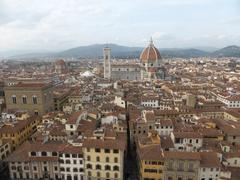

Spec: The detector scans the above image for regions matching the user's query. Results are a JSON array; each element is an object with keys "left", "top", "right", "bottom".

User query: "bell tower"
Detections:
[{"left": 103, "top": 47, "right": 111, "bottom": 79}]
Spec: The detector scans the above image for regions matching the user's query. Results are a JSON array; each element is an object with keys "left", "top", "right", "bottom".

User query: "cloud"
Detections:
[{"left": 0, "top": 0, "right": 239, "bottom": 52}]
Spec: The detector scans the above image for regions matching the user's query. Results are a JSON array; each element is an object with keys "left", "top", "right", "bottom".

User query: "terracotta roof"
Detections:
[
  {"left": 138, "top": 144, "right": 164, "bottom": 160},
  {"left": 83, "top": 138, "right": 126, "bottom": 150},
  {"left": 173, "top": 131, "right": 202, "bottom": 138},
  {"left": 55, "top": 59, "right": 66, "bottom": 66},
  {"left": 140, "top": 40, "right": 161, "bottom": 63},
  {"left": 164, "top": 151, "right": 201, "bottom": 160},
  {"left": 200, "top": 152, "right": 221, "bottom": 167}
]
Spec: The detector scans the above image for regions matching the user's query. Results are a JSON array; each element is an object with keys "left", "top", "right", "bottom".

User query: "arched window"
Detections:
[
  {"left": 97, "top": 172, "right": 101, "bottom": 177},
  {"left": 87, "top": 156, "right": 91, "bottom": 161},
  {"left": 65, "top": 160, "right": 71, "bottom": 164},
  {"left": 106, "top": 157, "right": 109, "bottom": 162},
  {"left": 114, "top": 173, "right": 118, "bottom": 178},
  {"left": 96, "top": 164, "right": 101, "bottom": 170},
  {"left": 106, "top": 172, "right": 110, "bottom": 178},
  {"left": 31, "top": 152, "right": 36, "bottom": 156},
  {"left": 96, "top": 156, "right": 100, "bottom": 162},
  {"left": 105, "top": 165, "right": 111, "bottom": 171},
  {"left": 22, "top": 95, "right": 27, "bottom": 104},
  {"left": 73, "top": 168, "right": 78, "bottom": 172},
  {"left": 12, "top": 95, "right": 17, "bottom": 104},
  {"left": 41, "top": 151, "right": 47, "bottom": 156},
  {"left": 32, "top": 96, "right": 38, "bottom": 104},
  {"left": 86, "top": 164, "right": 92, "bottom": 169},
  {"left": 52, "top": 152, "right": 57, "bottom": 156},
  {"left": 113, "top": 165, "right": 119, "bottom": 171}
]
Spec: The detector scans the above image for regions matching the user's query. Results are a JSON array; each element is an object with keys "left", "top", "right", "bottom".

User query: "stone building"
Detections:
[{"left": 4, "top": 82, "right": 54, "bottom": 115}]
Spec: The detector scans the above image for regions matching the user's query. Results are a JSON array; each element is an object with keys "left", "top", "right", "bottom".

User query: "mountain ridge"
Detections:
[{"left": 2, "top": 44, "right": 240, "bottom": 59}]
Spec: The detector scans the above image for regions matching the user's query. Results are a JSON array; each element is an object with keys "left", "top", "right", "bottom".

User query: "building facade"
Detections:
[{"left": 4, "top": 83, "right": 54, "bottom": 115}]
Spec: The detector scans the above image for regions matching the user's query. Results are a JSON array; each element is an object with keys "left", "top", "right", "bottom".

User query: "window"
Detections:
[
  {"left": 168, "top": 161, "right": 173, "bottom": 170},
  {"left": 22, "top": 96, "right": 27, "bottom": 104},
  {"left": 106, "top": 172, "right": 110, "bottom": 178},
  {"left": 31, "top": 152, "right": 36, "bottom": 156},
  {"left": 87, "top": 164, "right": 92, "bottom": 169},
  {"left": 52, "top": 152, "right": 57, "bottom": 156},
  {"left": 97, "top": 172, "right": 101, "bottom": 177},
  {"left": 188, "top": 162, "right": 194, "bottom": 171},
  {"left": 113, "top": 166, "right": 119, "bottom": 171},
  {"left": 105, "top": 149, "right": 110, "bottom": 153},
  {"left": 65, "top": 154, "right": 70, "bottom": 158},
  {"left": 41, "top": 151, "right": 47, "bottom": 156},
  {"left": 105, "top": 165, "right": 111, "bottom": 171},
  {"left": 66, "top": 160, "right": 71, "bottom": 164},
  {"left": 113, "top": 149, "right": 119, "bottom": 154},
  {"left": 96, "top": 156, "right": 100, "bottom": 162},
  {"left": 32, "top": 96, "right": 37, "bottom": 104},
  {"left": 12, "top": 95, "right": 17, "bottom": 104},
  {"left": 114, "top": 157, "right": 118, "bottom": 163},
  {"left": 73, "top": 175, "right": 78, "bottom": 180},
  {"left": 114, "top": 173, "right": 118, "bottom": 178},
  {"left": 106, "top": 157, "right": 109, "bottom": 162},
  {"left": 73, "top": 168, "right": 78, "bottom": 172},
  {"left": 95, "top": 148, "right": 100, "bottom": 153},
  {"left": 178, "top": 161, "right": 184, "bottom": 171},
  {"left": 78, "top": 154, "right": 83, "bottom": 158},
  {"left": 72, "top": 154, "right": 77, "bottom": 158},
  {"left": 96, "top": 164, "right": 101, "bottom": 170},
  {"left": 87, "top": 156, "right": 91, "bottom": 161}
]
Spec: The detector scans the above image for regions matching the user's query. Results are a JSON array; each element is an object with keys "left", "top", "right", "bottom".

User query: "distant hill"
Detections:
[
  {"left": 57, "top": 44, "right": 143, "bottom": 58},
  {"left": 161, "top": 48, "right": 209, "bottom": 58},
  {"left": 211, "top": 45, "right": 240, "bottom": 57},
  {"left": 4, "top": 44, "right": 240, "bottom": 59},
  {"left": 54, "top": 44, "right": 210, "bottom": 58}
]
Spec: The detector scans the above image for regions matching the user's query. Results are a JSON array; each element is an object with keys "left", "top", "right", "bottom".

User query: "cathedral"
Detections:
[{"left": 103, "top": 38, "right": 166, "bottom": 81}]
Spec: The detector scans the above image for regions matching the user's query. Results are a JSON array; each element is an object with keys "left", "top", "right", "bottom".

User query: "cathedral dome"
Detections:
[
  {"left": 55, "top": 59, "right": 66, "bottom": 66},
  {"left": 140, "top": 39, "right": 161, "bottom": 64}
]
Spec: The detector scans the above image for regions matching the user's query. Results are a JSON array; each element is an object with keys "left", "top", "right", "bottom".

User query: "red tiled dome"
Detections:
[
  {"left": 55, "top": 59, "right": 66, "bottom": 66},
  {"left": 140, "top": 39, "right": 161, "bottom": 63}
]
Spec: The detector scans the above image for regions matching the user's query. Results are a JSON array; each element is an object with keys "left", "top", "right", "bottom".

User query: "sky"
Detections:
[{"left": 0, "top": 0, "right": 240, "bottom": 53}]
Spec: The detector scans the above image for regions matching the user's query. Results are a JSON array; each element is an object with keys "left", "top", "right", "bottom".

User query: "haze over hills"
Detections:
[{"left": 2, "top": 44, "right": 240, "bottom": 59}]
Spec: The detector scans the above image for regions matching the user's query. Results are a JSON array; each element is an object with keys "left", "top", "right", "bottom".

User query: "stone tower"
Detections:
[{"left": 103, "top": 47, "right": 111, "bottom": 79}]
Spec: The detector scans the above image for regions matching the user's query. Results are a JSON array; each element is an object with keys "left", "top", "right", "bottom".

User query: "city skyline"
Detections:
[{"left": 0, "top": 0, "right": 240, "bottom": 54}]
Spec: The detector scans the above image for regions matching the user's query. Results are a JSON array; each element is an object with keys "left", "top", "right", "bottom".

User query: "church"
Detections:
[{"left": 103, "top": 38, "right": 166, "bottom": 81}]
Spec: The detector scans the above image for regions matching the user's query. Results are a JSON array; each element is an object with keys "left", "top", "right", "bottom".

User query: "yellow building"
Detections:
[
  {"left": 0, "top": 139, "right": 11, "bottom": 160},
  {"left": 0, "top": 115, "right": 41, "bottom": 151},
  {"left": 83, "top": 127, "right": 126, "bottom": 180},
  {"left": 136, "top": 132, "right": 165, "bottom": 180}
]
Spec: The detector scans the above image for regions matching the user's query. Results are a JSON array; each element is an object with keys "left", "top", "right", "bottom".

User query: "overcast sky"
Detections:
[{"left": 0, "top": 0, "right": 240, "bottom": 52}]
